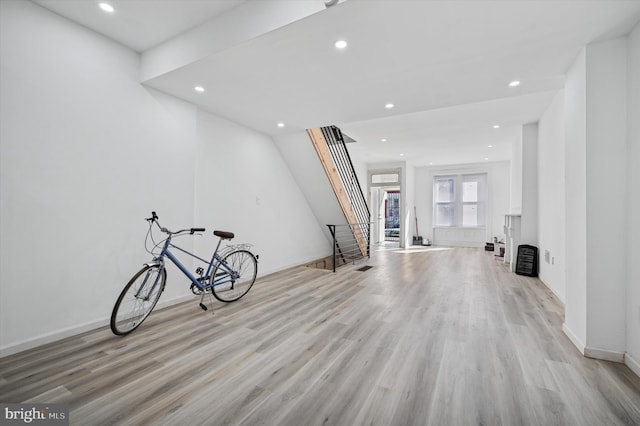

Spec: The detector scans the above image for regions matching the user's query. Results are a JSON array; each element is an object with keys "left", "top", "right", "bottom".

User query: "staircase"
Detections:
[{"left": 307, "top": 126, "right": 370, "bottom": 270}]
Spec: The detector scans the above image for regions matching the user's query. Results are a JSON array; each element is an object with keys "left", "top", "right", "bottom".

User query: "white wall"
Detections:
[
  {"left": 274, "top": 131, "right": 345, "bottom": 247},
  {"left": 195, "top": 120, "right": 330, "bottom": 274},
  {"left": 537, "top": 91, "right": 566, "bottom": 302},
  {"left": 0, "top": 0, "right": 331, "bottom": 355},
  {"left": 509, "top": 133, "right": 523, "bottom": 214},
  {"left": 627, "top": 22, "right": 640, "bottom": 375},
  {"left": 563, "top": 48, "right": 588, "bottom": 350},
  {"left": 489, "top": 162, "right": 511, "bottom": 243},
  {"left": 584, "top": 37, "right": 627, "bottom": 355},
  {"left": 0, "top": 0, "right": 197, "bottom": 353},
  {"left": 414, "top": 161, "right": 510, "bottom": 247},
  {"left": 520, "top": 123, "right": 538, "bottom": 247},
  {"left": 563, "top": 37, "right": 629, "bottom": 360}
]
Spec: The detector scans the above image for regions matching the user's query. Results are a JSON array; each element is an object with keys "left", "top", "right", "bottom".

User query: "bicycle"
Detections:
[{"left": 110, "top": 211, "right": 258, "bottom": 335}]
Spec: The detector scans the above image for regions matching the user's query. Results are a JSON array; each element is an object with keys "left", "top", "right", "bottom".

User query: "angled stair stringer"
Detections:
[{"left": 307, "top": 127, "right": 369, "bottom": 258}]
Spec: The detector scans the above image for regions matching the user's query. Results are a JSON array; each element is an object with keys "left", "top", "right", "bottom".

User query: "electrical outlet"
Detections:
[{"left": 551, "top": 257, "right": 555, "bottom": 265}]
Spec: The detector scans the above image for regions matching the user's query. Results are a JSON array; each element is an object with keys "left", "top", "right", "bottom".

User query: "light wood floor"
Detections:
[{"left": 2, "top": 246, "right": 640, "bottom": 425}]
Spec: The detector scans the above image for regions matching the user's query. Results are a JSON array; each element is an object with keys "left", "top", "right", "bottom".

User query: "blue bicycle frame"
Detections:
[
  {"left": 111, "top": 211, "right": 258, "bottom": 336},
  {"left": 155, "top": 236, "right": 239, "bottom": 292}
]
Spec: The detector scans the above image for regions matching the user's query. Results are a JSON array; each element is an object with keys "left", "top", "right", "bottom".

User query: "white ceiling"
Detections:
[
  {"left": 32, "top": 0, "right": 247, "bottom": 52},
  {"left": 30, "top": 0, "right": 640, "bottom": 167}
]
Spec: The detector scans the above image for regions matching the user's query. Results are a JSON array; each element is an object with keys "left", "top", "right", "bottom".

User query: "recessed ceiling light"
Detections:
[
  {"left": 484, "top": 157, "right": 489, "bottom": 161},
  {"left": 277, "top": 122, "right": 285, "bottom": 128},
  {"left": 334, "top": 40, "right": 347, "bottom": 49},
  {"left": 98, "top": 2, "right": 115, "bottom": 13},
  {"left": 488, "top": 144, "right": 493, "bottom": 148},
  {"left": 400, "top": 153, "right": 404, "bottom": 157},
  {"left": 385, "top": 103, "right": 395, "bottom": 109},
  {"left": 429, "top": 162, "right": 434, "bottom": 165},
  {"left": 194, "top": 86, "right": 205, "bottom": 93},
  {"left": 508, "top": 80, "right": 521, "bottom": 87},
  {"left": 381, "top": 138, "right": 387, "bottom": 142},
  {"left": 493, "top": 125, "right": 500, "bottom": 129}
]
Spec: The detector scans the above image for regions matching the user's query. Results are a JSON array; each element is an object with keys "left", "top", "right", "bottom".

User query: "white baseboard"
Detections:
[
  {"left": 258, "top": 251, "right": 333, "bottom": 276},
  {"left": 0, "top": 251, "right": 332, "bottom": 359},
  {"left": 433, "top": 241, "right": 484, "bottom": 248},
  {"left": 537, "top": 276, "right": 566, "bottom": 305},
  {"left": 0, "top": 317, "right": 107, "bottom": 358},
  {"left": 625, "top": 352, "right": 640, "bottom": 378},
  {"left": 561, "top": 324, "right": 639, "bottom": 378},
  {"left": 154, "top": 294, "right": 192, "bottom": 311},
  {"left": 0, "top": 294, "right": 193, "bottom": 358},
  {"left": 562, "top": 323, "right": 585, "bottom": 355},
  {"left": 563, "top": 324, "right": 626, "bottom": 363},
  {"left": 584, "top": 346, "right": 625, "bottom": 363}
]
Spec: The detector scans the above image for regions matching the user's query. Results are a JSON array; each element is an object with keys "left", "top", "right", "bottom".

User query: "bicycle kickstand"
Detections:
[{"left": 198, "top": 292, "right": 215, "bottom": 315}]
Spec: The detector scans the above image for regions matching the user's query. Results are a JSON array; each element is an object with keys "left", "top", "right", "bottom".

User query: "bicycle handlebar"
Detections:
[{"left": 146, "top": 212, "right": 205, "bottom": 235}]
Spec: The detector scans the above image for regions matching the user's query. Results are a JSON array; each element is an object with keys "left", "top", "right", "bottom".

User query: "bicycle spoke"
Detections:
[
  {"left": 211, "top": 250, "right": 257, "bottom": 302},
  {"left": 111, "top": 265, "right": 166, "bottom": 335}
]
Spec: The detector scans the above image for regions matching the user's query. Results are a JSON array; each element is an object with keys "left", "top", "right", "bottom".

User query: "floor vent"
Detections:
[{"left": 357, "top": 266, "right": 373, "bottom": 272}]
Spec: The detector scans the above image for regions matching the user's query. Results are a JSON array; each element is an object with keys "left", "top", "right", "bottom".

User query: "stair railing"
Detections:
[
  {"left": 321, "top": 126, "right": 370, "bottom": 227},
  {"left": 327, "top": 223, "right": 371, "bottom": 272},
  {"left": 308, "top": 126, "right": 371, "bottom": 260}
]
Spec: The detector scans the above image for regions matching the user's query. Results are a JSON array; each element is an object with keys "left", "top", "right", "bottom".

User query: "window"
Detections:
[
  {"left": 462, "top": 174, "right": 484, "bottom": 227},
  {"left": 371, "top": 173, "right": 399, "bottom": 184},
  {"left": 434, "top": 177, "right": 455, "bottom": 226},
  {"left": 433, "top": 173, "right": 487, "bottom": 227}
]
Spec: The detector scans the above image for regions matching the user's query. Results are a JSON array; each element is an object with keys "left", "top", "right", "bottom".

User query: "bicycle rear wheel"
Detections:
[
  {"left": 211, "top": 250, "right": 257, "bottom": 302},
  {"left": 111, "top": 264, "right": 166, "bottom": 335}
]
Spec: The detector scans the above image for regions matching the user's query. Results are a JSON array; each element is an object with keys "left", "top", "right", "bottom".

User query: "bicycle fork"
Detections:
[{"left": 135, "top": 264, "right": 164, "bottom": 301}]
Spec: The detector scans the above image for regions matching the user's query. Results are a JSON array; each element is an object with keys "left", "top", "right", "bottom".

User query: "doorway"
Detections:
[
  {"left": 368, "top": 169, "right": 402, "bottom": 247},
  {"left": 384, "top": 190, "right": 400, "bottom": 241}
]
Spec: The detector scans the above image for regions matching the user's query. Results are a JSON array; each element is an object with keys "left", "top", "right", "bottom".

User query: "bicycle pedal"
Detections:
[{"left": 199, "top": 303, "right": 208, "bottom": 311}]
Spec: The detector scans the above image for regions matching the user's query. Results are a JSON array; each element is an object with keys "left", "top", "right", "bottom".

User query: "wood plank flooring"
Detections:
[{"left": 1, "top": 246, "right": 640, "bottom": 425}]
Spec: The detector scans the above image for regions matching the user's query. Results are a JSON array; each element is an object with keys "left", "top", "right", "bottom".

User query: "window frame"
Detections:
[
  {"left": 433, "top": 176, "right": 456, "bottom": 227},
  {"left": 433, "top": 173, "right": 487, "bottom": 228}
]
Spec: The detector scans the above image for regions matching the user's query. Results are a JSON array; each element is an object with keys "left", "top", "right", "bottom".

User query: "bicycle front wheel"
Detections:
[
  {"left": 111, "top": 264, "right": 166, "bottom": 335},
  {"left": 211, "top": 250, "right": 257, "bottom": 302}
]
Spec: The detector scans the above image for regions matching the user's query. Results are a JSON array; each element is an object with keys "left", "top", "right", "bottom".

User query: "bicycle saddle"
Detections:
[{"left": 214, "top": 230, "right": 234, "bottom": 240}]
